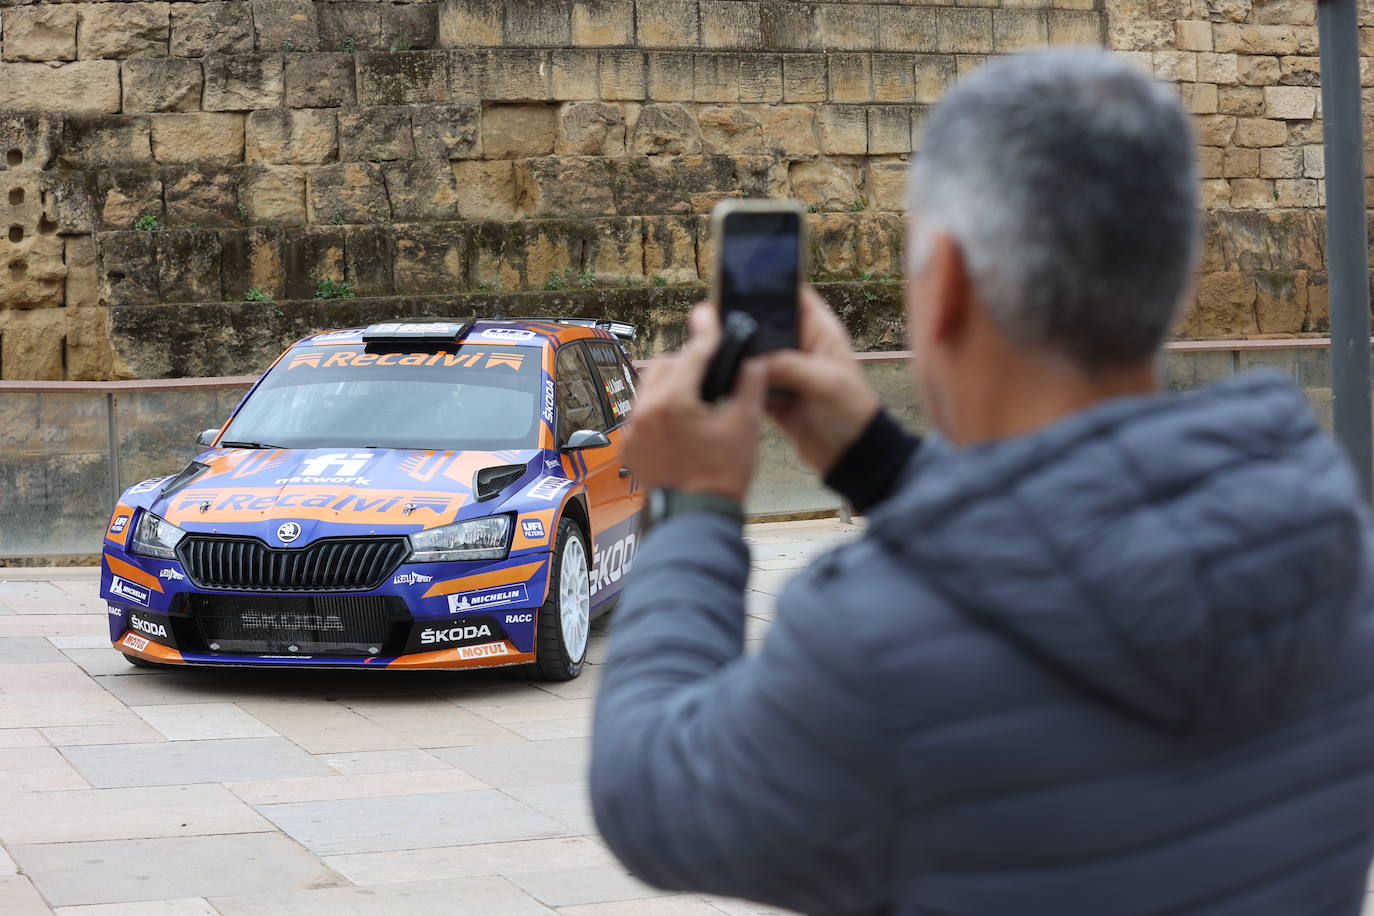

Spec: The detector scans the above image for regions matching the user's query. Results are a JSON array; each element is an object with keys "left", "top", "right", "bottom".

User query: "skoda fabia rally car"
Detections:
[{"left": 102, "top": 319, "right": 643, "bottom": 680}]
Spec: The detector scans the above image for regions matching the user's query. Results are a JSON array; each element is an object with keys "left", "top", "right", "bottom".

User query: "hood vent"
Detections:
[
  {"left": 475, "top": 464, "right": 527, "bottom": 502},
  {"left": 159, "top": 461, "right": 209, "bottom": 499}
]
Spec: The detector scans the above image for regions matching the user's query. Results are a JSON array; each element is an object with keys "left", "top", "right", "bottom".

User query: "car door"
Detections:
[{"left": 581, "top": 339, "right": 643, "bottom": 605}]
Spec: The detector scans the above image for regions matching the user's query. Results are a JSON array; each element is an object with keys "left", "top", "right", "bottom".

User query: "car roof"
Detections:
[{"left": 290, "top": 319, "right": 612, "bottom": 350}]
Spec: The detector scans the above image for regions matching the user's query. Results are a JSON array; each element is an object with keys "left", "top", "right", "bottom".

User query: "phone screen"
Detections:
[{"left": 719, "top": 210, "right": 801, "bottom": 353}]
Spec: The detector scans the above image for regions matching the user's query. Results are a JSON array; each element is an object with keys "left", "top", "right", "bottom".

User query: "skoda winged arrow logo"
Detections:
[{"left": 277, "top": 522, "right": 302, "bottom": 544}]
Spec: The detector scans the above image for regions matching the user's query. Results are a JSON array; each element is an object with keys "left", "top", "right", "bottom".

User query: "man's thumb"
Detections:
[{"left": 766, "top": 350, "right": 824, "bottom": 392}]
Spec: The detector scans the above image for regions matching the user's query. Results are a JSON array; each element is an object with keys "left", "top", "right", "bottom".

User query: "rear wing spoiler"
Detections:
[{"left": 553, "top": 318, "right": 637, "bottom": 342}]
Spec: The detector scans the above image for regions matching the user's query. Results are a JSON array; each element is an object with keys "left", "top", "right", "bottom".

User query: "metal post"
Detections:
[
  {"left": 1318, "top": 0, "right": 1373, "bottom": 498},
  {"left": 106, "top": 391, "right": 122, "bottom": 508}
]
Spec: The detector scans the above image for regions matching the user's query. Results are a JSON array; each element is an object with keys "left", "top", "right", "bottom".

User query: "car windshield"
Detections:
[{"left": 222, "top": 343, "right": 542, "bottom": 450}]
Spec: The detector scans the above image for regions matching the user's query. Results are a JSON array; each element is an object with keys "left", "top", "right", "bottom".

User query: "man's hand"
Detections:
[
  {"left": 766, "top": 287, "right": 881, "bottom": 475},
  {"left": 623, "top": 304, "right": 767, "bottom": 503}
]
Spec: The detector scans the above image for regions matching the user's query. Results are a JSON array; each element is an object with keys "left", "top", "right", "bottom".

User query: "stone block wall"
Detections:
[{"left": 0, "top": 0, "right": 1361, "bottom": 378}]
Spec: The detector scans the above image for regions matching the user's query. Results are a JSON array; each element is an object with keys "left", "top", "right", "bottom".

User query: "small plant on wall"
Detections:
[
  {"left": 243, "top": 288, "right": 272, "bottom": 302},
  {"left": 314, "top": 278, "right": 355, "bottom": 300},
  {"left": 134, "top": 214, "right": 163, "bottom": 231}
]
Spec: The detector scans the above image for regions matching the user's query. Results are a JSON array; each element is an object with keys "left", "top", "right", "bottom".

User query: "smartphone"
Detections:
[{"left": 711, "top": 200, "right": 805, "bottom": 355}]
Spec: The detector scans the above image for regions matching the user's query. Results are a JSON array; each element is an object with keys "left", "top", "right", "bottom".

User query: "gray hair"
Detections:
[{"left": 909, "top": 49, "right": 1199, "bottom": 370}]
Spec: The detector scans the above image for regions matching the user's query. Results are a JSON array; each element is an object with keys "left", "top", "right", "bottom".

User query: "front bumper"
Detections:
[{"left": 102, "top": 549, "right": 549, "bottom": 670}]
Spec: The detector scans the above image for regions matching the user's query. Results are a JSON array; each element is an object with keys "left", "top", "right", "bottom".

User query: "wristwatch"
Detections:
[{"left": 647, "top": 488, "right": 744, "bottom": 530}]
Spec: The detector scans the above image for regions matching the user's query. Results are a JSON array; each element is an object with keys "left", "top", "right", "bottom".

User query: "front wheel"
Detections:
[{"left": 529, "top": 518, "right": 590, "bottom": 681}]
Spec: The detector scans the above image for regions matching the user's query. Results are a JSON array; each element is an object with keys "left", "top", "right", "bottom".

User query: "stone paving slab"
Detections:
[{"left": 0, "top": 519, "right": 861, "bottom": 913}]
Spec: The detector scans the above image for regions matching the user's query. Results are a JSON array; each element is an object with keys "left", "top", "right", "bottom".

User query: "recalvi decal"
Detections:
[{"left": 166, "top": 487, "right": 463, "bottom": 525}]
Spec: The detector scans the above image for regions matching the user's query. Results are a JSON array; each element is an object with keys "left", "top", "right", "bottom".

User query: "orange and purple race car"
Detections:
[{"left": 101, "top": 318, "right": 643, "bottom": 680}]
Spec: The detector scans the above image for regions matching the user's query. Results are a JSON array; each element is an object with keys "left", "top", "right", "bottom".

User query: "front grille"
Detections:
[
  {"left": 184, "top": 593, "right": 407, "bottom": 656},
  {"left": 178, "top": 536, "right": 408, "bottom": 591}
]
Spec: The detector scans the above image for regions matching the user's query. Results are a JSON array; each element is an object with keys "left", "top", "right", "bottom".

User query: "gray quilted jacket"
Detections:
[{"left": 590, "top": 373, "right": 1374, "bottom": 915}]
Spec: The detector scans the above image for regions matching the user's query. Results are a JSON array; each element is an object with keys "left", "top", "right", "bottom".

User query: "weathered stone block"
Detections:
[
  {"left": 285, "top": 226, "right": 346, "bottom": 298},
  {"left": 3, "top": 5, "right": 79, "bottom": 62},
  {"left": 1107, "top": 20, "right": 1173, "bottom": 52},
  {"left": 502, "top": 0, "right": 572, "bottom": 47},
  {"left": 439, "top": 0, "right": 504, "bottom": 48},
  {"left": 782, "top": 54, "right": 827, "bottom": 103},
  {"left": 0, "top": 229, "right": 64, "bottom": 309},
  {"left": 1047, "top": 10, "right": 1101, "bottom": 45},
  {"left": 240, "top": 164, "right": 307, "bottom": 225},
  {"left": 358, "top": 51, "right": 448, "bottom": 105},
  {"left": 0, "top": 61, "right": 121, "bottom": 113},
  {"left": 879, "top": 8, "right": 938, "bottom": 53},
  {"left": 760, "top": 2, "right": 817, "bottom": 50},
  {"left": 413, "top": 102, "right": 481, "bottom": 159},
  {"left": 695, "top": 52, "right": 741, "bottom": 102},
  {"left": 0, "top": 308, "right": 67, "bottom": 378},
  {"left": 1199, "top": 178, "right": 1231, "bottom": 209},
  {"left": 701, "top": 1, "right": 761, "bottom": 49},
  {"left": 600, "top": 49, "right": 646, "bottom": 100},
  {"left": 151, "top": 112, "right": 246, "bottom": 165},
  {"left": 454, "top": 49, "right": 552, "bottom": 101},
  {"left": 551, "top": 49, "right": 599, "bottom": 100},
  {"left": 808, "top": 212, "right": 858, "bottom": 276},
  {"left": 343, "top": 224, "right": 393, "bottom": 296},
  {"left": 994, "top": 10, "right": 1047, "bottom": 50},
  {"left": 1223, "top": 147, "right": 1259, "bottom": 178},
  {"left": 203, "top": 54, "right": 285, "bottom": 110},
  {"left": 97, "top": 231, "right": 159, "bottom": 307},
  {"left": 582, "top": 217, "right": 644, "bottom": 284},
  {"left": 630, "top": 103, "right": 700, "bottom": 155},
  {"left": 867, "top": 106, "right": 911, "bottom": 155},
  {"left": 338, "top": 107, "right": 415, "bottom": 162},
  {"left": 637, "top": 0, "right": 699, "bottom": 48},
  {"left": 816, "top": 3, "right": 877, "bottom": 51},
  {"left": 1263, "top": 85, "right": 1317, "bottom": 120},
  {"left": 1234, "top": 117, "right": 1287, "bottom": 147},
  {"left": 251, "top": 0, "right": 319, "bottom": 52},
  {"left": 39, "top": 171, "right": 94, "bottom": 234},
  {"left": 790, "top": 159, "right": 860, "bottom": 211},
  {"left": 757, "top": 105, "right": 818, "bottom": 156},
  {"left": 1237, "top": 54, "right": 1280, "bottom": 85},
  {"left": 699, "top": 106, "right": 765, "bottom": 154},
  {"left": 1197, "top": 52, "right": 1238, "bottom": 85},
  {"left": 856, "top": 213, "right": 903, "bottom": 277},
  {"left": 1180, "top": 82, "right": 1218, "bottom": 115},
  {"left": 866, "top": 158, "right": 908, "bottom": 211},
  {"left": 1274, "top": 177, "right": 1318, "bottom": 207},
  {"left": 646, "top": 51, "right": 695, "bottom": 101},
  {"left": 317, "top": 2, "right": 383, "bottom": 52},
  {"left": 122, "top": 59, "right": 204, "bottom": 113},
  {"left": 220, "top": 226, "right": 286, "bottom": 300},
  {"left": 1194, "top": 272, "right": 1259, "bottom": 336},
  {"left": 0, "top": 113, "right": 62, "bottom": 171},
  {"left": 164, "top": 167, "right": 239, "bottom": 227},
  {"left": 392, "top": 222, "right": 468, "bottom": 294},
  {"left": 246, "top": 109, "right": 338, "bottom": 164},
  {"left": 60, "top": 116, "right": 152, "bottom": 168},
  {"left": 1303, "top": 144, "right": 1325, "bottom": 178},
  {"left": 1214, "top": 24, "right": 1317, "bottom": 56},
  {"left": 827, "top": 54, "right": 872, "bottom": 102},
  {"left": 170, "top": 2, "right": 255, "bottom": 58},
  {"left": 912, "top": 54, "right": 955, "bottom": 104},
  {"left": 572, "top": 0, "right": 633, "bottom": 46},
  {"left": 284, "top": 53, "right": 356, "bottom": 108},
  {"left": 64, "top": 306, "right": 113, "bottom": 379},
  {"left": 1175, "top": 20, "right": 1212, "bottom": 51},
  {"left": 78, "top": 3, "right": 169, "bottom": 59},
  {"left": 481, "top": 105, "right": 557, "bottom": 158},
  {"left": 643, "top": 215, "right": 699, "bottom": 284},
  {"left": 1217, "top": 86, "right": 1263, "bottom": 116},
  {"left": 382, "top": 159, "right": 459, "bottom": 221},
  {"left": 557, "top": 102, "right": 626, "bottom": 155},
  {"left": 307, "top": 162, "right": 388, "bottom": 224},
  {"left": 1229, "top": 177, "right": 1276, "bottom": 209},
  {"left": 737, "top": 53, "right": 783, "bottom": 103},
  {"left": 1152, "top": 50, "right": 1196, "bottom": 82},
  {"left": 817, "top": 105, "right": 867, "bottom": 155},
  {"left": 96, "top": 170, "right": 163, "bottom": 230},
  {"left": 612, "top": 154, "right": 759, "bottom": 214},
  {"left": 520, "top": 156, "right": 616, "bottom": 216},
  {"left": 872, "top": 55, "right": 915, "bottom": 103},
  {"left": 452, "top": 160, "right": 520, "bottom": 219},
  {"left": 1279, "top": 55, "right": 1320, "bottom": 87},
  {"left": 383, "top": 3, "right": 439, "bottom": 51},
  {"left": 938, "top": 9, "right": 993, "bottom": 54}
]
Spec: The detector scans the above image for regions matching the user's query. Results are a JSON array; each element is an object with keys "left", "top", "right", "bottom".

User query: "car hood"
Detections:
[{"left": 141, "top": 447, "right": 545, "bottom": 543}]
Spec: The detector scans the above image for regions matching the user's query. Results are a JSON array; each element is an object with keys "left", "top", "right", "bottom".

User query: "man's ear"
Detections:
[{"left": 926, "top": 233, "right": 973, "bottom": 345}]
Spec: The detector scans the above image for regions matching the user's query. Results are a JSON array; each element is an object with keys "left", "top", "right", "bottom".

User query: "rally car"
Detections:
[{"left": 102, "top": 318, "right": 643, "bottom": 680}]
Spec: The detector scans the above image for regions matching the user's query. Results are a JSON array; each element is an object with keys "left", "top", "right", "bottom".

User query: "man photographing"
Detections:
[{"left": 590, "top": 47, "right": 1374, "bottom": 916}]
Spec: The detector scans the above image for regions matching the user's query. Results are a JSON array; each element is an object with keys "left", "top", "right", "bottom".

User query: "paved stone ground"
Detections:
[{"left": 0, "top": 520, "right": 861, "bottom": 915}]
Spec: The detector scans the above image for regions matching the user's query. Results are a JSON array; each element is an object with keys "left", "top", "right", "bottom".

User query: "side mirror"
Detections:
[
  {"left": 562, "top": 429, "right": 611, "bottom": 451},
  {"left": 195, "top": 428, "right": 220, "bottom": 447}
]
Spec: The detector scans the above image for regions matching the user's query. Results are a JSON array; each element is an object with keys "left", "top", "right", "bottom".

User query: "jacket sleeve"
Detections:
[
  {"left": 590, "top": 512, "right": 898, "bottom": 915},
  {"left": 823, "top": 408, "right": 921, "bottom": 515}
]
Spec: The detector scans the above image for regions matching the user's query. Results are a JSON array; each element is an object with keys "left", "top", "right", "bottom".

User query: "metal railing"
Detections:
[{"left": 0, "top": 338, "right": 1359, "bottom": 558}]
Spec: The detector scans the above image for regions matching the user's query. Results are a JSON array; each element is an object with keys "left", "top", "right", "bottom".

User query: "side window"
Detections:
[
  {"left": 587, "top": 342, "right": 636, "bottom": 426},
  {"left": 555, "top": 344, "right": 610, "bottom": 443}
]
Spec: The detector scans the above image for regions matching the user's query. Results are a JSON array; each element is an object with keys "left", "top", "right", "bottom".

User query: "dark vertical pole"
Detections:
[{"left": 1318, "top": 0, "right": 1372, "bottom": 498}]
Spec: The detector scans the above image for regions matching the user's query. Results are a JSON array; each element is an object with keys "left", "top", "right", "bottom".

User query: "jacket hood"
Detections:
[
  {"left": 870, "top": 373, "right": 1372, "bottom": 733},
  {"left": 147, "top": 446, "right": 542, "bottom": 540}
]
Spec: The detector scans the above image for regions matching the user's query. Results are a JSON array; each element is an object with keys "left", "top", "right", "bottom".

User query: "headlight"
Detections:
[
  {"left": 408, "top": 515, "right": 511, "bottom": 562},
  {"left": 130, "top": 511, "right": 186, "bottom": 559}
]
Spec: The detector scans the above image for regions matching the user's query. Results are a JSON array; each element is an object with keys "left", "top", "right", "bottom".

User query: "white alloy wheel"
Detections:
[{"left": 559, "top": 533, "right": 591, "bottom": 663}]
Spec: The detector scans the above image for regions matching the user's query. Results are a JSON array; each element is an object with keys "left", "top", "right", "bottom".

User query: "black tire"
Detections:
[{"left": 528, "top": 518, "right": 591, "bottom": 681}]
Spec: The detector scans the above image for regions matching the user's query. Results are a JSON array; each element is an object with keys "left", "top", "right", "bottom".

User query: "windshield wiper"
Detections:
[{"left": 218, "top": 440, "right": 285, "bottom": 449}]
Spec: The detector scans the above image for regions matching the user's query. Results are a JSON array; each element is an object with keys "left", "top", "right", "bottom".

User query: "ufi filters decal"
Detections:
[
  {"left": 110, "top": 576, "right": 151, "bottom": 606},
  {"left": 447, "top": 583, "right": 530, "bottom": 614}
]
